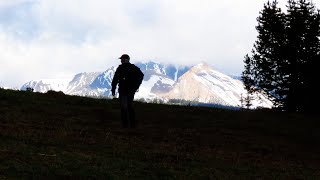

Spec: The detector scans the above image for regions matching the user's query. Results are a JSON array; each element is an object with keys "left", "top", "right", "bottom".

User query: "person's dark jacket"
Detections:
[{"left": 111, "top": 63, "right": 144, "bottom": 96}]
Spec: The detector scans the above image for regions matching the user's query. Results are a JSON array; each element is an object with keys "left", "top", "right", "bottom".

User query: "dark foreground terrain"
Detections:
[{"left": 0, "top": 88, "right": 319, "bottom": 179}]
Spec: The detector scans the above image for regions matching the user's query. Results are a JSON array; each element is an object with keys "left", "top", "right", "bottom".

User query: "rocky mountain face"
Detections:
[
  {"left": 160, "top": 63, "right": 272, "bottom": 108},
  {"left": 20, "top": 62, "right": 273, "bottom": 108}
]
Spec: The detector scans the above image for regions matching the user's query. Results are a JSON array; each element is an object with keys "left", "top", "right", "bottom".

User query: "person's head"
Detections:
[{"left": 119, "top": 54, "right": 130, "bottom": 64}]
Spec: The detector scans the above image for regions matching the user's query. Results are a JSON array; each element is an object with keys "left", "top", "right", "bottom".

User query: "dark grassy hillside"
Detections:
[{"left": 0, "top": 88, "right": 320, "bottom": 179}]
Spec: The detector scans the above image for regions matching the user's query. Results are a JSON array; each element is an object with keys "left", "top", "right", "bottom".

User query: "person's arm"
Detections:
[{"left": 111, "top": 67, "right": 120, "bottom": 96}]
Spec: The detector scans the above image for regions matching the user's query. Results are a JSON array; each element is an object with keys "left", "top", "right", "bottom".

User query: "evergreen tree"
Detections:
[
  {"left": 241, "top": 54, "right": 255, "bottom": 109},
  {"left": 242, "top": 0, "right": 287, "bottom": 109},
  {"left": 242, "top": 0, "right": 320, "bottom": 112},
  {"left": 285, "top": 0, "right": 320, "bottom": 112}
]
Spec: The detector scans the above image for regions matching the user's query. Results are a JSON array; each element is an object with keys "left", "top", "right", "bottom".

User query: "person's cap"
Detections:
[{"left": 118, "top": 54, "right": 130, "bottom": 60}]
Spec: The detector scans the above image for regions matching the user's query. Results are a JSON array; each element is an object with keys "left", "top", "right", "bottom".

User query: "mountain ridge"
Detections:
[{"left": 20, "top": 61, "right": 273, "bottom": 108}]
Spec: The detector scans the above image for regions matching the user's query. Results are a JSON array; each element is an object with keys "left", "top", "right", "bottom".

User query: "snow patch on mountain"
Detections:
[
  {"left": 65, "top": 72, "right": 101, "bottom": 96},
  {"left": 135, "top": 62, "right": 190, "bottom": 81},
  {"left": 162, "top": 63, "right": 273, "bottom": 108},
  {"left": 21, "top": 79, "right": 70, "bottom": 93},
  {"left": 18, "top": 61, "right": 273, "bottom": 109},
  {"left": 135, "top": 75, "right": 175, "bottom": 101}
]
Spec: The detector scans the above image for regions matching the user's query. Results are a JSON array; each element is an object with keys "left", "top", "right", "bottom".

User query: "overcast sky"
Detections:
[{"left": 1, "top": 0, "right": 319, "bottom": 87}]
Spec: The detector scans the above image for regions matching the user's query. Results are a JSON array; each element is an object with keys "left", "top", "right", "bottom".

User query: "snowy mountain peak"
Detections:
[
  {"left": 189, "top": 63, "right": 234, "bottom": 83},
  {"left": 19, "top": 61, "right": 273, "bottom": 109},
  {"left": 66, "top": 72, "right": 101, "bottom": 94},
  {"left": 135, "top": 62, "right": 190, "bottom": 81},
  {"left": 162, "top": 63, "right": 273, "bottom": 108},
  {"left": 193, "top": 62, "right": 211, "bottom": 69},
  {"left": 21, "top": 79, "right": 70, "bottom": 93}
]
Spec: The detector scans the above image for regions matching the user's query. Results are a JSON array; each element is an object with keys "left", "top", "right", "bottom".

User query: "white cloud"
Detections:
[
  {"left": 0, "top": 0, "right": 32, "bottom": 8},
  {"left": 0, "top": 0, "right": 320, "bottom": 87}
]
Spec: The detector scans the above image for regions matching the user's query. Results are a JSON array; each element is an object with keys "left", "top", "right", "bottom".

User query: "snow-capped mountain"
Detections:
[
  {"left": 0, "top": 86, "right": 19, "bottom": 90},
  {"left": 160, "top": 63, "right": 273, "bottom": 108},
  {"left": 21, "top": 79, "right": 70, "bottom": 92},
  {"left": 134, "top": 62, "right": 190, "bottom": 100},
  {"left": 65, "top": 72, "right": 102, "bottom": 96},
  {"left": 20, "top": 61, "right": 273, "bottom": 108},
  {"left": 135, "top": 62, "right": 190, "bottom": 82}
]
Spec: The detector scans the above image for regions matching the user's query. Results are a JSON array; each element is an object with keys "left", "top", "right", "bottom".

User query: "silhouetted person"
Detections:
[{"left": 111, "top": 54, "right": 144, "bottom": 128}]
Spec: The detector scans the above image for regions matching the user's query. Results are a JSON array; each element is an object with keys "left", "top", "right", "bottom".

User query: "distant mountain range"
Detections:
[{"left": 20, "top": 62, "right": 273, "bottom": 108}]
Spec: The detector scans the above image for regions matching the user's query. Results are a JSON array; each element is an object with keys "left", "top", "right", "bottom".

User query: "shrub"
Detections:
[{"left": 26, "top": 87, "right": 34, "bottom": 92}]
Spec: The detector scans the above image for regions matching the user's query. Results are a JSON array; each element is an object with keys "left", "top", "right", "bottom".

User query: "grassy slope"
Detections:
[{"left": 0, "top": 88, "right": 319, "bottom": 179}]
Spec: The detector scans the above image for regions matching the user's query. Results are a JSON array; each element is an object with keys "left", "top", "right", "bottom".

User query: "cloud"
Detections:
[
  {"left": 0, "top": 0, "right": 319, "bottom": 87},
  {"left": 0, "top": 0, "right": 33, "bottom": 8}
]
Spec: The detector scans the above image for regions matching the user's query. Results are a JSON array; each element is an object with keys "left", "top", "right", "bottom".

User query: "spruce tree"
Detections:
[
  {"left": 241, "top": 54, "right": 255, "bottom": 109},
  {"left": 286, "top": 0, "right": 320, "bottom": 112},
  {"left": 242, "top": 0, "right": 287, "bottom": 109},
  {"left": 242, "top": 0, "right": 320, "bottom": 112}
]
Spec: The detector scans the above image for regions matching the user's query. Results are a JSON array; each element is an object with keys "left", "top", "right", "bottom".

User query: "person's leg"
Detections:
[
  {"left": 127, "top": 94, "right": 135, "bottom": 128},
  {"left": 120, "top": 95, "right": 129, "bottom": 128}
]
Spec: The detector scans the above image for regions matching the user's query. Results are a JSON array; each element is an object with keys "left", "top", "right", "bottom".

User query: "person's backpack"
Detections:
[{"left": 131, "top": 64, "right": 144, "bottom": 92}]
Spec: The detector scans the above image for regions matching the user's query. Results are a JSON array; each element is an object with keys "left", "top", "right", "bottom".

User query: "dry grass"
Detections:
[{"left": 0, "top": 88, "right": 320, "bottom": 179}]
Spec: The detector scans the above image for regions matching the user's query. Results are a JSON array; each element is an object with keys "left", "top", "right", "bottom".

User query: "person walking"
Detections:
[{"left": 111, "top": 54, "right": 144, "bottom": 128}]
